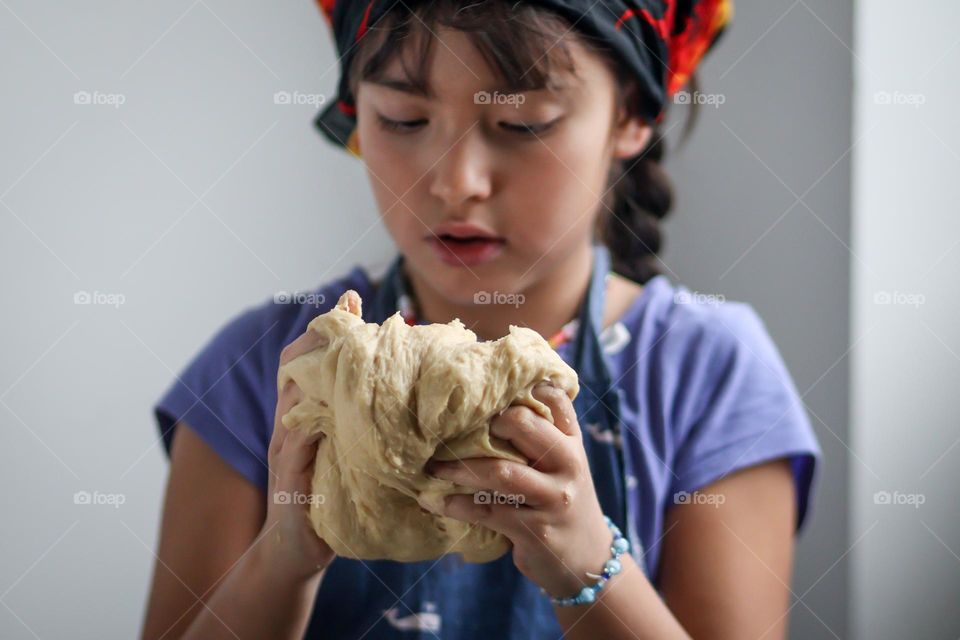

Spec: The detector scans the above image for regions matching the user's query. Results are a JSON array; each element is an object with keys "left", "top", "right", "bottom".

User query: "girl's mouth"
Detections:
[{"left": 427, "top": 234, "right": 507, "bottom": 267}]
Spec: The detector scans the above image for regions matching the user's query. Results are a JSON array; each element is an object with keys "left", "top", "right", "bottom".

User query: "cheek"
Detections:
[
  {"left": 502, "top": 132, "right": 610, "bottom": 246},
  {"left": 359, "top": 133, "right": 425, "bottom": 240}
]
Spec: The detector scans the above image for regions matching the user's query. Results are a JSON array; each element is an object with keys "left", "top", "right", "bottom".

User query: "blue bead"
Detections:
[
  {"left": 577, "top": 587, "right": 596, "bottom": 604},
  {"left": 604, "top": 558, "right": 622, "bottom": 575},
  {"left": 612, "top": 538, "right": 630, "bottom": 554},
  {"left": 601, "top": 571, "right": 610, "bottom": 579}
]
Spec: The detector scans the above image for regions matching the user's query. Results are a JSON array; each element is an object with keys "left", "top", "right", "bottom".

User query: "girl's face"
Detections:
[{"left": 355, "top": 27, "right": 649, "bottom": 306}]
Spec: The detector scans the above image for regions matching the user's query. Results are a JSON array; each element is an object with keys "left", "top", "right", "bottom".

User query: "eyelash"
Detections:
[{"left": 376, "top": 115, "right": 558, "bottom": 136}]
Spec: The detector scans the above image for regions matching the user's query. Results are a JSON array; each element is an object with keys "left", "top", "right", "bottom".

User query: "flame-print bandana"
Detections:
[{"left": 313, "top": 0, "right": 732, "bottom": 156}]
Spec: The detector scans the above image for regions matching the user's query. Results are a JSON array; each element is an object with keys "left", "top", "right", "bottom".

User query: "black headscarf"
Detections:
[{"left": 313, "top": 0, "right": 732, "bottom": 155}]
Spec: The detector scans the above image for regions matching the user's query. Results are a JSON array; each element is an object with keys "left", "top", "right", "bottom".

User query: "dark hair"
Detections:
[{"left": 347, "top": 0, "right": 698, "bottom": 284}]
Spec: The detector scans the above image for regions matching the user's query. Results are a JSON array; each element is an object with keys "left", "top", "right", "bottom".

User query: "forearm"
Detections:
[
  {"left": 180, "top": 542, "right": 324, "bottom": 640},
  {"left": 553, "top": 553, "right": 690, "bottom": 640}
]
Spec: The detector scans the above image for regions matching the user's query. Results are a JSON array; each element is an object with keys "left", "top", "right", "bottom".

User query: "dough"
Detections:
[{"left": 277, "top": 290, "right": 579, "bottom": 563}]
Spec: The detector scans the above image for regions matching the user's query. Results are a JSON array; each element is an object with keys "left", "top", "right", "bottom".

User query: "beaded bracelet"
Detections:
[{"left": 542, "top": 515, "right": 630, "bottom": 607}]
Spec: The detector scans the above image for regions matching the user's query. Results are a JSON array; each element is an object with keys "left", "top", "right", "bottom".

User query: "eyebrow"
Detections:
[
  {"left": 366, "top": 76, "right": 574, "bottom": 99},
  {"left": 368, "top": 77, "right": 436, "bottom": 98}
]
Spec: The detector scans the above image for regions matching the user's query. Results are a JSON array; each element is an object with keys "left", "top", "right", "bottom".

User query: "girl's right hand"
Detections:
[{"left": 257, "top": 327, "right": 336, "bottom": 583}]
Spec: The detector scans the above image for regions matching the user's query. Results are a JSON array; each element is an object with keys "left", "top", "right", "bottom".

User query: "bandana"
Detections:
[{"left": 313, "top": 0, "right": 732, "bottom": 156}]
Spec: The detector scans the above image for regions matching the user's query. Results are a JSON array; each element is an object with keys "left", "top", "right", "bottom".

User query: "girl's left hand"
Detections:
[{"left": 424, "top": 382, "right": 615, "bottom": 598}]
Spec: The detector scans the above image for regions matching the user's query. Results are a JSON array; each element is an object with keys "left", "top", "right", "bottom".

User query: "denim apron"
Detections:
[{"left": 304, "top": 246, "right": 639, "bottom": 639}]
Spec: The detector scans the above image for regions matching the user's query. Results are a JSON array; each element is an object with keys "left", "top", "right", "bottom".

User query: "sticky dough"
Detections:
[{"left": 277, "top": 290, "right": 579, "bottom": 563}]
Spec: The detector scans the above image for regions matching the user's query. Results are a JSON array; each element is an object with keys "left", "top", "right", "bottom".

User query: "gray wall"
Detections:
[
  {"left": 2, "top": 1, "right": 956, "bottom": 638},
  {"left": 851, "top": 1, "right": 960, "bottom": 638},
  {"left": 662, "top": 0, "right": 854, "bottom": 637},
  {"left": 1, "top": 2, "right": 391, "bottom": 637}
]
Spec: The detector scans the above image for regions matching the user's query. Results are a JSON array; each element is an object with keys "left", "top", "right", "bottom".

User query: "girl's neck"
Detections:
[{"left": 403, "top": 245, "right": 595, "bottom": 342}]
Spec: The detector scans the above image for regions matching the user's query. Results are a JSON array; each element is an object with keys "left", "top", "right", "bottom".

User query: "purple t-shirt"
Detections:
[{"left": 154, "top": 265, "right": 820, "bottom": 578}]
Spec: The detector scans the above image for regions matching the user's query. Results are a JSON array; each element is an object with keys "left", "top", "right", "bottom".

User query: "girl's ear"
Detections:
[{"left": 612, "top": 114, "right": 653, "bottom": 160}]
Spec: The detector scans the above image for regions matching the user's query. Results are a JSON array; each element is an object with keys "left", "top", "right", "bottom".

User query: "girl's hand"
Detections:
[
  {"left": 425, "top": 383, "right": 614, "bottom": 598},
  {"left": 257, "top": 328, "right": 336, "bottom": 583}
]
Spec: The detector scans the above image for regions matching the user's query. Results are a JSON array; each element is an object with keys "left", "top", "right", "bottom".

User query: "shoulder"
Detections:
[
  {"left": 207, "top": 265, "right": 376, "bottom": 365},
  {"left": 609, "top": 275, "right": 800, "bottom": 434},
  {"left": 610, "top": 274, "right": 771, "bottom": 364},
  {"left": 153, "top": 264, "right": 379, "bottom": 488}
]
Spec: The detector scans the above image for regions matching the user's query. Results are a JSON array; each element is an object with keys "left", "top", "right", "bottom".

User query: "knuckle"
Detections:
[
  {"left": 528, "top": 520, "right": 551, "bottom": 544},
  {"left": 501, "top": 405, "right": 528, "bottom": 426},
  {"left": 534, "top": 382, "right": 562, "bottom": 402},
  {"left": 556, "top": 483, "right": 576, "bottom": 512},
  {"left": 492, "top": 460, "right": 514, "bottom": 484},
  {"left": 565, "top": 452, "right": 589, "bottom": 480}
]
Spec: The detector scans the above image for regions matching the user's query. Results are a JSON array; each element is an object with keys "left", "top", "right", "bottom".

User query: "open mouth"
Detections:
[
  {"left": 428, "top": 234, "right": 506, "bottom": 266},
  {"left": 436, "top": 234, "right": 505, "bottom": 247}
]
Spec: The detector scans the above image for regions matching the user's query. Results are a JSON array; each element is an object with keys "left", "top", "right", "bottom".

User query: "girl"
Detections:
[{"left": 142, "top": 1, "right": 820, "bottom": 638}]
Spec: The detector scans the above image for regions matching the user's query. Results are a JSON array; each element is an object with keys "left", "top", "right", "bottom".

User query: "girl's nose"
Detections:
[{"left": 428, "top": 127, "right": 492, "bottom": 207}]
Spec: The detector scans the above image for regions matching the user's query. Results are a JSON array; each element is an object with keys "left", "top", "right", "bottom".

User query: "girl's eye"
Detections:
[
  {"left": 376, "top": 114, "right": 561, "bottom": 136},
  {"left": 500, "top": 118, "right": 560, "bottom": 136},
  {"left": 377, "top": 115, "right": 426, "bottom": 133}
]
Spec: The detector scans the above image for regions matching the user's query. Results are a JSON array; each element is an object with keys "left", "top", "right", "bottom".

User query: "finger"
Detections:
[
  {"left": 269, "top": 378, "right": 302, "bottom": 460},
  {"left": 443, "top": 494, "right": 536, "bottom": 540},
  {"left": 279, "top": 328, "right": 330, "bottom": 367},
  {"left": 531, "top": 382, "right": 580, "bottom": 437},
  {"left": 489, "top": 405, "right": 575, "bottom": 473},
  {"left": 278, "top": 424, "right": 325, "bottom": 477},
  {"left": 426, "top": 457, "right": 557, "bottom": 507}
]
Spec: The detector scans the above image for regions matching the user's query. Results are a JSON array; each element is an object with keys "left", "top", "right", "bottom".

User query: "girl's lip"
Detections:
[
  {"left": 428, "top": 221, "right": 503, "bottom": 241},
  {"left": 426, "top": 236, "right": 506, "bottom": 267}
]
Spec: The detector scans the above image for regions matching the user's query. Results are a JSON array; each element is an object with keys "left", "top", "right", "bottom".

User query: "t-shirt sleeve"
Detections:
[
  {"left": 153, "top": 305, "right": 280, "bottom": 491},
  {"left": 669, "top": 303, "right": 821, "bottom": 529}
]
